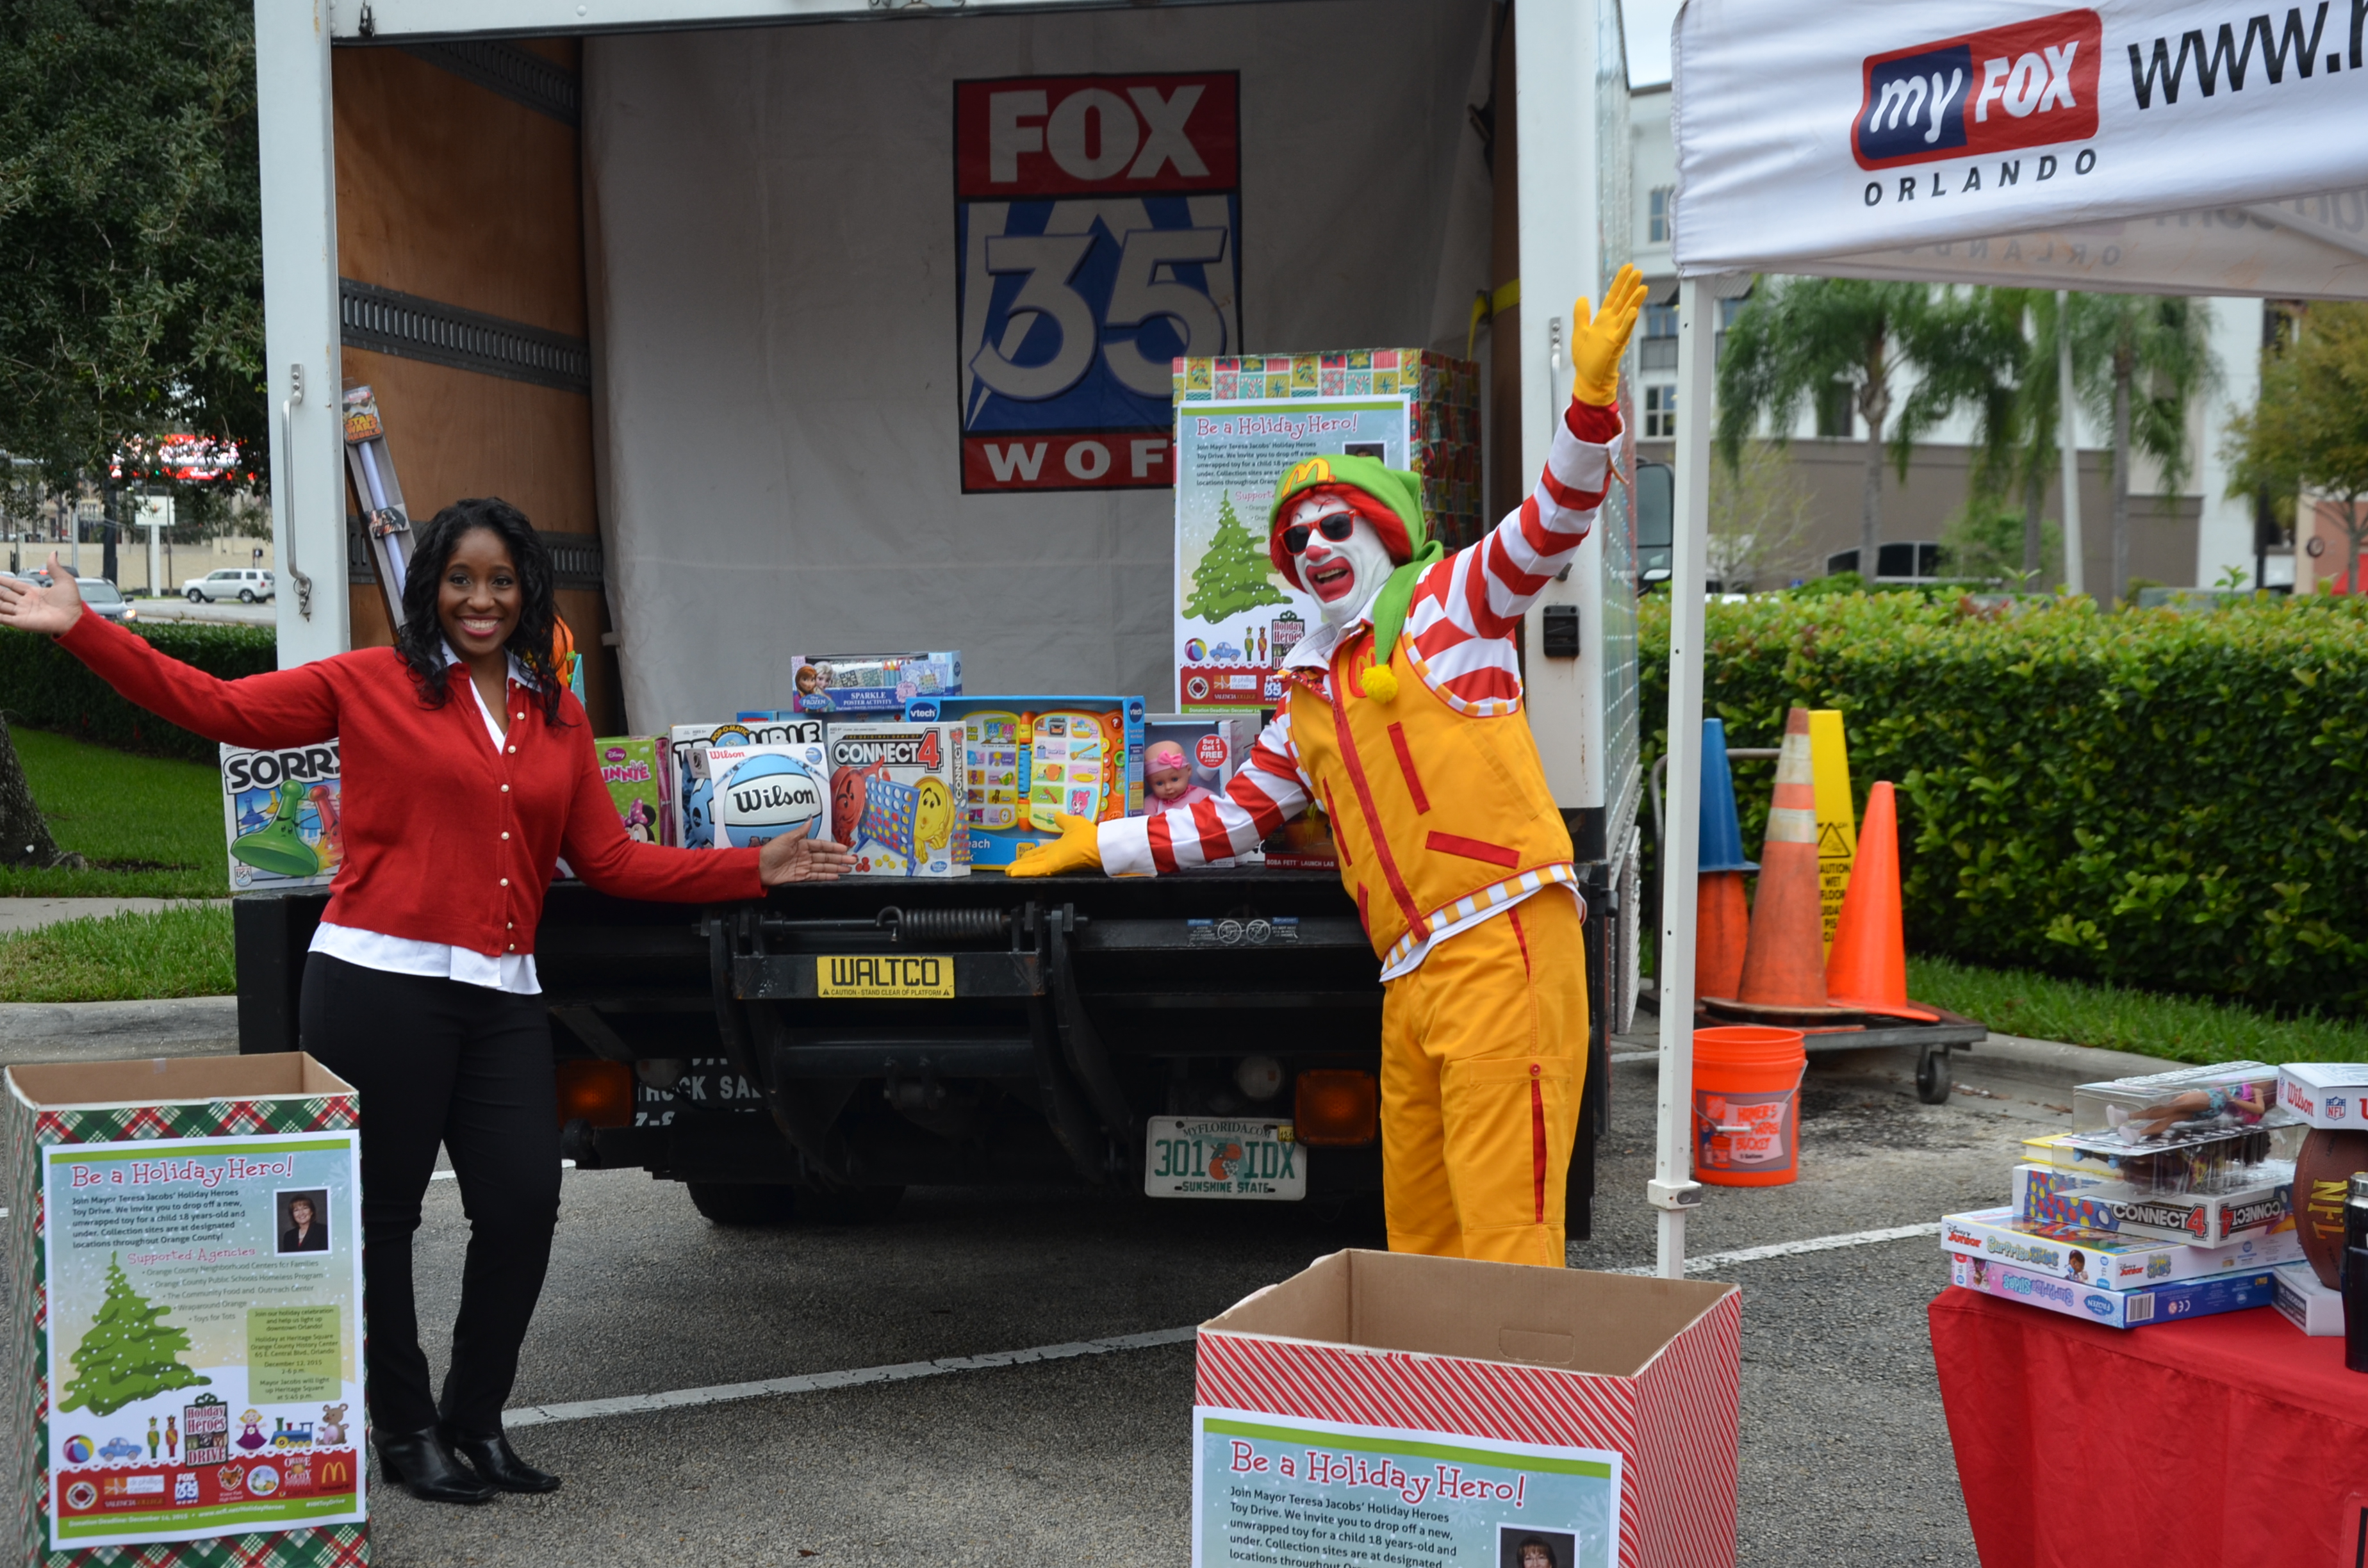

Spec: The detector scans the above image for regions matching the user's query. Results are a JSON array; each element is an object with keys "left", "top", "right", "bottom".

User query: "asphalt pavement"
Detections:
[{"left": 322, "top": 1041, "right": 2058, "bottom": 1568}]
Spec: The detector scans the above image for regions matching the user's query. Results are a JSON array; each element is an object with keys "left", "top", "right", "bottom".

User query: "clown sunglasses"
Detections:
[{"left": 1281, "top": 512, "right": 1360, "bottom": 555}]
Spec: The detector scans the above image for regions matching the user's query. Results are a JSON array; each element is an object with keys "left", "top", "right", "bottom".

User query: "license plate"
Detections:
[
  {"left": 817, "top": 954, "right": 955, "bottom": 998},
  {"left": 1144, "top": 1116, "right": 1306, "bottom": 1201}
]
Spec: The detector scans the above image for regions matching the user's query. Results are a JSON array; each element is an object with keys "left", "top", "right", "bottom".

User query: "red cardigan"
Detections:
[{"left": 58, "top": 612, "right": 763, "bottom": 956}]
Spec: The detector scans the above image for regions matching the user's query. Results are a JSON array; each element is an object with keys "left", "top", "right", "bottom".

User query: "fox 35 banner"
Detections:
[{"left": 956, "top": 74, "right": 1242, "bottom": 493}]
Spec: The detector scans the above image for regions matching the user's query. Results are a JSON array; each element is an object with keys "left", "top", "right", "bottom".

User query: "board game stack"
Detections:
[
  {"left": 1938, "top": 1062, "right": 2303, "bottom": 1330},
  {"left": 789, "top": 653, "right": 961, "bottom": 715},
  {"left": 825, "top": 721, "right": 968, "bottom": 878},
  {"left": 905, "top": 696, "right": 1145, "bottom": 869},
  {"left": 669, "top": 717, "right": 825, "bottom": 849},
  {"left": 220, "top": 740, "right": 344, "bottom": 892}
]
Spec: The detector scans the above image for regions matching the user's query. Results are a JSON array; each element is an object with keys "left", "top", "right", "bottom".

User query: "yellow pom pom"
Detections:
[{"left": 1362, "top": 664, "right": 1399, "bottom": 704}]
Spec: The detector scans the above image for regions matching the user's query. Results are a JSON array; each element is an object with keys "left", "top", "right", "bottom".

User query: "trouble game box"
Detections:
[
  {"left": 825, "top": 721, "right": 968, "bottom": 878},
  {"left": 905, "top": 696, "right": 1145, "bottom": 869},
  {"left": 220, "top": 742, "right": 343, "bottom": 892},
  {"left": 669, "top": 718, "right": 825, "bottom": 850}
]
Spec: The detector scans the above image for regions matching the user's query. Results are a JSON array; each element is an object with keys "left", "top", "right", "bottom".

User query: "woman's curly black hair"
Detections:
[{"left": 395, "top": 497, "right": 570, "bottom": 726}]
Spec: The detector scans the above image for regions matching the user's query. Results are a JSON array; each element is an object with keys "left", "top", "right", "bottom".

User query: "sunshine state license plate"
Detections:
[
  {"left": 1144, "top": 1116, "right": 1306, "bottom": 1201},
  {"left": 816, "top": 954, "right": 955, "bottom": 999}
]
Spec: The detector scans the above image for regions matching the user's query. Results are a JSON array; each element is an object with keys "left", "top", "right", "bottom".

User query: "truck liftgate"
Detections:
[{"left": 233, "top": 870, "right": 1611, "bottom": 1234}]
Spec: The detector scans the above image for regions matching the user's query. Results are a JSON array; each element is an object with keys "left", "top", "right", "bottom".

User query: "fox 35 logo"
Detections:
[
  {"left": 955, "top": 74, "right": 1242, "bottom": 493},
  {"left": 1854, "top": 9, "right": 2101, "bottom": 168}
]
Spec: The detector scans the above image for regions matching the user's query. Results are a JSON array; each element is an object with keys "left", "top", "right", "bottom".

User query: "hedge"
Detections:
[
  {"left": 1638, "top": 592, "right": 2368, "bottom": 1012},
  {"left": 0, "top": 622, "right": 277, "bottom": 764}
]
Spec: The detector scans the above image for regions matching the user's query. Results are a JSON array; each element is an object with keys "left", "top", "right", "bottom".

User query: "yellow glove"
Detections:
[
  {"left": 1569, "top": 263, "right": 1648, "bottom": 407},
  {"left": 1005, "top": 813, "right": 1103, "bottom": 878}
]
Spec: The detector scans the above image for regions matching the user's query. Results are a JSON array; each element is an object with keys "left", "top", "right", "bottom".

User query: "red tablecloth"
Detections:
[{"left": 1930, "top": 1287, "right": 2368, "bottom": 1567}]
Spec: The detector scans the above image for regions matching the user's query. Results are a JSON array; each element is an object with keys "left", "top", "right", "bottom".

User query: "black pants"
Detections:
[{"left": 300, "top": 954, "right": 561, "bottom": 1437}]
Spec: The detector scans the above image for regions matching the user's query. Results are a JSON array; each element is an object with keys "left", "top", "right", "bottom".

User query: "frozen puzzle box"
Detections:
[{"left": 904, "top": 696, "right": 1146, "bottom": 869}]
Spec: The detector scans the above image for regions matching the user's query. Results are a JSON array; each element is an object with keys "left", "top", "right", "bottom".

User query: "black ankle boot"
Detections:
[
  {"left": 440, "top": 1426, "right": 561, "bottom": 1494},
  {"left": 375, "top": 1426, "right": 496, "bottom": 1504}
]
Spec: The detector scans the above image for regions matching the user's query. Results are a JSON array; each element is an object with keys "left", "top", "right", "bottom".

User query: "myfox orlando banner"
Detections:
[
  {"left": 956, "top": 73, "right": 1243, "bottom": 493},
  {"left": 1672, "top": 0, "right": 2368, "bottom": 276}
]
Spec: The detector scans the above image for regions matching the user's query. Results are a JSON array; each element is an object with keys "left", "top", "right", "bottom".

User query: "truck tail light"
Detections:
[
  {"left": 1294, "top": 1069, "right": 1378, "bottom": 1147},
  {"left": 555, "top": 1059, "right": 633, "bottom": 1129}
]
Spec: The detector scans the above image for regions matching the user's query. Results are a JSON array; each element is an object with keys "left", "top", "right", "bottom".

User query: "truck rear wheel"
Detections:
[
  {"left": 795, "top": 1184, "right": 905, "bottom": 1224},
  {"left": 685, "top": 1182, "right": 798, "bottom": 1225}
]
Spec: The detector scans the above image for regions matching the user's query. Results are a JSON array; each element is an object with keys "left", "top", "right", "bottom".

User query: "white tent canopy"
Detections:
[{"left": 1646, "top": 0, "right": 2368, "bottom": 1278}]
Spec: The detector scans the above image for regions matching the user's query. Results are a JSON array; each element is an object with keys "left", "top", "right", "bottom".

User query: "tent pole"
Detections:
[
  {"left": 1649, "top": 274, "right": 1718, "bottom": 1277},
  {"left": 2056, "top": 290, "right": 2085, "bottom": 598}
]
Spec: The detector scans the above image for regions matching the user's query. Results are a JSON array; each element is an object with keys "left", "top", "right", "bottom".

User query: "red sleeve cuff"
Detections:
[{"left": 1563, "top": 398, "right": 1624, "bottom": 445}]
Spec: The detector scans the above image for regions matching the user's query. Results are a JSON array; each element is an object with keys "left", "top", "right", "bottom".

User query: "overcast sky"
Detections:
[{"left": 1623, "top": 0, "right": 1681, "bottom": 86}]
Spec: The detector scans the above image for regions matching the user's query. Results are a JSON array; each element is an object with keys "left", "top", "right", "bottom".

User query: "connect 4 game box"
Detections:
[
  {"left": 670, "top": 718, "right": 825, "bottom": 849},
  {"left": 906, "top": 697, "right": 1145, "bottom": 870},
  {"left": 825, "top": 721, "right": 968, "bottom": 877},
  {"left": 220, "top": 741, "right": 344, "bottom": 891}
]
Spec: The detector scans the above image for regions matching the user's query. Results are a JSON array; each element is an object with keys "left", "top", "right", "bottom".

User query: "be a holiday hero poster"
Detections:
[
  {"left": 1193, "top": 1408, "right": 1619, "bottom": 1568},
  {"left": 955, "top": 74, "right": 1242, "bottom": 494},
  {"left": 42, "top": 1133, "right": 365, "bottom": 1548}
]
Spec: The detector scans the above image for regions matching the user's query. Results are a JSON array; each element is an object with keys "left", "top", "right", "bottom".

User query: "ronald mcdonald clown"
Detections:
[{"left": 1013, "top": 266, "right": 1646, "bottom": 1266}]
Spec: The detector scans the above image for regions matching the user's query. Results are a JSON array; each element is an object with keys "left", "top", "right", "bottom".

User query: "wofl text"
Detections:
[{"left": 1855, "top": 9, "right": 2103, "bottom": 168}]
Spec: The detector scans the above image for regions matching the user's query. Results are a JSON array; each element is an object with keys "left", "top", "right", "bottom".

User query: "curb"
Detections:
[
  {"left": 0, "top": 997, "right": 239, "bottom": 1066},
  {"left": 1611, "top": 1018, "right": 2176, "bottom": 1097}
]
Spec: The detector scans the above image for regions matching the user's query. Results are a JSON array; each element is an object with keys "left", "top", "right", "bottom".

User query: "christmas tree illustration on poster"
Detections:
[{"left": 58, "top": 1253, "right": 209, "bottom": 1418}]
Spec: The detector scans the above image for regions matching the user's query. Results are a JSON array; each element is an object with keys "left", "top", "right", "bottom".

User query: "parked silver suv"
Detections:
[{"left": 183, "top": 567, "right": 275, "bottom": 603}]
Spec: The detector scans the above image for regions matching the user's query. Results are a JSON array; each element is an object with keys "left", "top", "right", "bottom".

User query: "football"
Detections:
[{"left": 2292, "top": 1127, "right": 2368, "bottom": 1289}]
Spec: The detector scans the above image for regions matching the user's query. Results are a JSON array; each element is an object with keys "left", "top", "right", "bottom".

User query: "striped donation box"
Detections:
[
  {"left": 1192, "top": 1250, "right": 1740, "bottom": 1568},
  {"left": 5, "top": 1054, "right": 366, "bottom": 1568}
]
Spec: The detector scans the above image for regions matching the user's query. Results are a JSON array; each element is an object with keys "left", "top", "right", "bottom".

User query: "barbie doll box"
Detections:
[
  {"left": 6, "top": 1052, "right": 369, "bottom": 1557},
  {"left": 219, "top": 741, "right": 344, "bottom": 892},
  {"left": 825, "top": 721, "right": 969, "bottom": 878},
  {"left": 903, "top": 696, "right": 1146, "bottom": 869}
]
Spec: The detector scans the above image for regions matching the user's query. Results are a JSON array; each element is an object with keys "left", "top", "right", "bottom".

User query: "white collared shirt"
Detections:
[{"left": 308, "top": 647, "right": 543, "bottom": 995}]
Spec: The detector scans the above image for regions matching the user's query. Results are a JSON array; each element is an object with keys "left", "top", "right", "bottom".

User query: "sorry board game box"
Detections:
[
  {"left": 220, "top": 740, "right": 344, "bottom": 891},
  {"left": 905, "top": 696, "right": 1145, "bottom": 869},
  {"left": 826, "top": 721, "right": 968, "bottom": 877},
  {"left": 790, "top": 653, "right": 962, "bottom": 715},
  {"left": 670, "top": 717, "right": 826, "bottom": 849},
  {"left": 595, "top": 737, "right": 667, "bottom": 845},
  {"left": 706, "top": 741, "right": 832, "bottom": 849}
]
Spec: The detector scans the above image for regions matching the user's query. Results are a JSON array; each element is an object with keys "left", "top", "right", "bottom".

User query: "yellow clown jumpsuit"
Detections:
[{"left": 1284, "top": 631, "right": 1589, "bottom": 1266}]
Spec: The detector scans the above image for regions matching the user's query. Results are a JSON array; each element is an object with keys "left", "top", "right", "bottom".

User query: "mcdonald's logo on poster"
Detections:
[{"left": 955, "top": 74, "right": 1242, "bottom": 493}]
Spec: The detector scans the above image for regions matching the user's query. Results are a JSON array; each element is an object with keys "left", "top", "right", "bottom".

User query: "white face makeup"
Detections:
[{"left": 1285, "top": 497, "right": 1395, "bottom": 628}]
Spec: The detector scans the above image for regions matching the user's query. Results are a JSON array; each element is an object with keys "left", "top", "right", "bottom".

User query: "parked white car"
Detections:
[{"left": 183, "top": 568, "right": 275, "bottom": 603}]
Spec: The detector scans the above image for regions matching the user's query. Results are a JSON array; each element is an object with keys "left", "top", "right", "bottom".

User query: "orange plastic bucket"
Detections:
[{"left": 1691, "top": 1025, "right": 1808, "bottom": 1187}]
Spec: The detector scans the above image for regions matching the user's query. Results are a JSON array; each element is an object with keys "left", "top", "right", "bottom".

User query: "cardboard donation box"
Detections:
[
  {"left": 4, "top": 1055, "right": 366, "bottom": 1565},
  {"left": 1194, "top": 1252, "right": 1739, "bottom": 1568}
]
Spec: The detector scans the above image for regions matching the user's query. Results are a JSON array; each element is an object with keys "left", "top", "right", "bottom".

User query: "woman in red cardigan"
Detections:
[{"left": 0, "top": 498, "right": 851, "bottom": 1506}]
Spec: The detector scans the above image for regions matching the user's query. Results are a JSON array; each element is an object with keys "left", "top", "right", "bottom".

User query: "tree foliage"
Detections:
[
  {"left": 2226, "top": 302, "right": 2368, "bottom": 592},
  {"left": 2066, "top": 293, "right": 2217, "bottom": 605},
  {"left": 0, "top": 0, "right": 265, "bottom": 530}
]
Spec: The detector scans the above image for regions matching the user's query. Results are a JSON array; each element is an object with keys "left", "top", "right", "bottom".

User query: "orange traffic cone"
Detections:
[
  {"left": 1825, "top": 781, "right": 1940, "bottom": 1022},
  {"left": 1697, "top": 872, "right": 1750, "bottom": 1002},
  {"left": 1706, "top": 708, "right": 1861, "bottom": 1024}
]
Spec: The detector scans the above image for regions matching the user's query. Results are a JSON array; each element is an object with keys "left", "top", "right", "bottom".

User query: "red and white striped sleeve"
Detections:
[
  {"left": 1098, "top": 706, "right": 1313, "bottom": 876},
  {"left": 1404, "top": 399, "right": 1621, "bottom": 709}
]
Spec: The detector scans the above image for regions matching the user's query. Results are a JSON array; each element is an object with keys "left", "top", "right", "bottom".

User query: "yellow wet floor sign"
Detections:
[{"left": 1808, "top": 710, "right": 1856, "bottom": 956}]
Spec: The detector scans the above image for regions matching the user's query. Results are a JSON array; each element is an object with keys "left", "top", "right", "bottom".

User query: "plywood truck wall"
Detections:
[{"left": 331, "top": 40, "right": 622, "bottom": 731}]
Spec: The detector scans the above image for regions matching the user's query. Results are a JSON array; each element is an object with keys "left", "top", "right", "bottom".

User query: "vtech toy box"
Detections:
[
  {"left": 220, "top": 741, "right": 344, "bottom": 891},
  {"left": 1947, "top": 1253, "right": 2278, "bottom": 1329},
  {"left": 905, "top": 696, "right": 1145, "bottom": 869},
  {"left": 790, "top": 652, "right": 961, "bottom": 715},
  {"left": 705, "top": 742, "right": 831, "bottom": 849},
  {"left": 826, "top": 722, "right": 968, "bottom": 878},
  {"left": 669, "top": 719, "right": 825, "bottom": 849},
  {"left": 2013, "top": 1162, "right": 2295, "bottom": 1245},
  {"left": 595, "top": 737, "right": 666, "bottom": 845},
  {"left": 2279, "top": 1063, "right": 2368, "bottom": 1129},
  {"left": 1940, "top": 1205, "right": 2302, "bottom": 1291}
]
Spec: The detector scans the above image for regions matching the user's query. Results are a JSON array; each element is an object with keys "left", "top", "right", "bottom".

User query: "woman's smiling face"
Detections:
[{"left": 438, "top": 527, "right": 522, "bottom": 660}]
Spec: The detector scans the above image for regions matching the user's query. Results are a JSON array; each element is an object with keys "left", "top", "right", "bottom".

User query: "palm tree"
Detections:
[
  {"left": 1717, "top": 279, "right": 1966, "bottom": 579},
  {"left": 2064, "top": 295, "right": 2218, "bottom": 605},
  {"left": 1891, "top": 288, "right": 2035, "bottom": 576}
]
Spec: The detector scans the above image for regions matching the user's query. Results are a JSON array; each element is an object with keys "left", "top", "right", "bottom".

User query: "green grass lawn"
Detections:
[
  {"left": 1907, "top": 953, "right": 2368, "bottom": 1066},
  {"left": 0, "top": 904, "right": 234, "bottom": 1002},
  {"left": 2, "top": 726, "right": 227, "bottom": 898}
]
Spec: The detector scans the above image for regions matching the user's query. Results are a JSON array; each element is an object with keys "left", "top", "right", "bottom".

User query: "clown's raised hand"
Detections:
[{"left": 1568, "top": 263, "right": 1647, "bottom": 408}]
